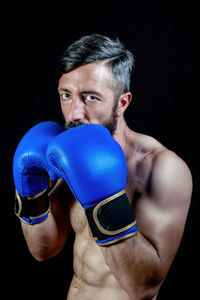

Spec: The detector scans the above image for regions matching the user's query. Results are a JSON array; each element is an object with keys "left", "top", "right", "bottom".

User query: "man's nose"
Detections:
[{"left": 67, "top": 97, "right": 85, "bottom": 123}]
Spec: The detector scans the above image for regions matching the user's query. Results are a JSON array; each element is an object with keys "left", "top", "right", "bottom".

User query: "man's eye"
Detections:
[
  {"left": 61, "top": 93, "right": 71, "bottom": 101},
  {"left": 86, "top": 95, "right": 98, "bottom": 101}
]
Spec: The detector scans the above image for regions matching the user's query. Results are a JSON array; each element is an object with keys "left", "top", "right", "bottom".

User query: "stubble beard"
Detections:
[{"left": 64, "top": 102, "right": 118, "bottom": 136}]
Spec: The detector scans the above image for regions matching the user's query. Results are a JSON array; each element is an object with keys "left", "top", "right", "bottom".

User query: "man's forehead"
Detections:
[{"left": 58, "top": 63, "right": 114, "bottom": 91}]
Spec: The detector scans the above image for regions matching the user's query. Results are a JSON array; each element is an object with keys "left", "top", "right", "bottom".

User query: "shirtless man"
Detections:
[{"left": 13, "top": 35, "right": 192, "bottom": 299}]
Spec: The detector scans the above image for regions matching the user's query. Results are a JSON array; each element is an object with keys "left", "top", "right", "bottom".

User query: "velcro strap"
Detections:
[
  {"left": 15, "top": 189, "right": 50, "bottom": 224},
  {"left": 85, "top": 190, "right": 137, "bottom": 246}
]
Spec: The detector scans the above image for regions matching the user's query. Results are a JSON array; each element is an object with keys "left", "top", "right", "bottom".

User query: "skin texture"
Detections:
[{"left": 21, "top": 63, "right": 192, "bottom": 300}]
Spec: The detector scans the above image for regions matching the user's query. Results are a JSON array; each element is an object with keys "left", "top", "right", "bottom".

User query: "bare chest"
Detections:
[
  {"left": 68, "top": 197, "right": 131, "bottom": 296},
  {"left": 66, "top": 155, "right": 149, "bottom": 294}
]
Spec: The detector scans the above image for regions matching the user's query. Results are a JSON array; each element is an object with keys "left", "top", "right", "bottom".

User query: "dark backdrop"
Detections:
[{"left": 2, "top": 2, "right": 197, "bottom": 299}]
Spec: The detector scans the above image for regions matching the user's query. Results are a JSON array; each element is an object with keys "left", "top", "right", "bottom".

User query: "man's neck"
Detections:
[{"left": 113, "top": 117, "right": 134, "bottom": 159}]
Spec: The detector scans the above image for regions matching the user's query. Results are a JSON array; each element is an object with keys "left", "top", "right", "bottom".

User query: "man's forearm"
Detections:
[
  {"left": 21, "top": 212, "right": 65, "bottom": 261},
  {"left": 21, "top": 182, "right": 71, "bottom": 261},
  {"left": 101, "top": 232, "right": 164, "bottom": 299}
]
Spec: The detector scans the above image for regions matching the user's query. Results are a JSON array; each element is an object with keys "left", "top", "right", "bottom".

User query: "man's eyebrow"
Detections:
[
  {"left": 57, "top": 87, "right": 70, "bottom": 93},
  {"left": 82, "top": 90, "right": 103, "bottom": 97},
  {"left": 57, "top": 88, "right": 103, "bottom": 98}
]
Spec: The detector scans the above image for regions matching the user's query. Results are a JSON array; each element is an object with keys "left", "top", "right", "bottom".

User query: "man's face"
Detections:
[{"left": 58, "top": 63, "right": 118, "bottom": 135}]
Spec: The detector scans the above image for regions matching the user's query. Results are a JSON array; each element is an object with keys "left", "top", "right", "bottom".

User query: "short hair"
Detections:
[{"left": 57, "top": 34, "right": 135, "bottom": 98}]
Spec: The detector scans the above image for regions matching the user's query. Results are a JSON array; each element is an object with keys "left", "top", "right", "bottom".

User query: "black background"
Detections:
[{"left": 1, "top": 2, "right": 198, "bottom": 299}]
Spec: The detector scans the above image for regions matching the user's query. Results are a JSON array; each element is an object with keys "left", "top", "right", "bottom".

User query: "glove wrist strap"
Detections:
[
  {"left": 15, "top": 188, "right": 51, "bottom": 225},
  {"left": 85, "top": 190, "right": 137, "bottom": 246}
]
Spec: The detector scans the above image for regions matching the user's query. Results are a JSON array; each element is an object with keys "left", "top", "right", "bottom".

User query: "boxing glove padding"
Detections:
[
  {"left": 13, "top": 121, "right": 64, "bottom": 224},
  {"left": 47, "top": 124, "right": 137, "bottom": 245}
]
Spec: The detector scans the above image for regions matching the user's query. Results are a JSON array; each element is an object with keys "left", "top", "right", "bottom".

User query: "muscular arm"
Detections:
[
  {"left": 100, "top": 150, "right": 192, "bottom": 299},
  {"left": 21, "top": 179, "right": 72, "bottom": 261}
]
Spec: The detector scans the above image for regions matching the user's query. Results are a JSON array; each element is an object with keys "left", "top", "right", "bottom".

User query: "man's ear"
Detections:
[{"left": 116, "top": 92, "right": 132, "bottom": 118}]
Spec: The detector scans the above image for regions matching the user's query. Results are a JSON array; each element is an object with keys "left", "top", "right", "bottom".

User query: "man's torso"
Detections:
[{"left": 65, "top": 131, "right": 164, "bottom": 299}]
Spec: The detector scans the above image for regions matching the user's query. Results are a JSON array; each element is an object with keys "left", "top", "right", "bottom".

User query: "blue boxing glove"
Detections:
[
  {"left": 47, "top": 124, "right": 137, "bottom": 246},
  {"left": 13, "top": 121, "right": 64, "bottom": 224}
]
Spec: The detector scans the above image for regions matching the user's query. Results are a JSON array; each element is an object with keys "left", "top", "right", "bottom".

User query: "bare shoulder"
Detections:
[
  {"left": 149, "top": 148, "right": 193, "bottom": 208},
  {"left": 130, "top": 130, "right": 193, "bottom": 209}
]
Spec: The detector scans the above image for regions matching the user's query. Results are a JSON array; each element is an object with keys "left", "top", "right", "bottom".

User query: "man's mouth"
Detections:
[{"left": 64, "top": 121, "right": 88, "bottom": 130}]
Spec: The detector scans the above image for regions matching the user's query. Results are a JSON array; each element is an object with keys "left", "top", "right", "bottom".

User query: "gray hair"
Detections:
[{"left": 57, "top": 34, "right": 135, "bottom": 98}]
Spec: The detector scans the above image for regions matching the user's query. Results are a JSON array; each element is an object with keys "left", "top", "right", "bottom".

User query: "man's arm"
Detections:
[
  {"left": 100, "top": 150, "right": 192, "bottom": 299},
  {"left": 21, "top": 179, "right": 72, "bottom": 261}
]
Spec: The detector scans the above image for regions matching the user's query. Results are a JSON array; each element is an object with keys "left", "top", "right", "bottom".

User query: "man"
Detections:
[{"left": 13, "top": 34, "right": 192, "bottom": 299}]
